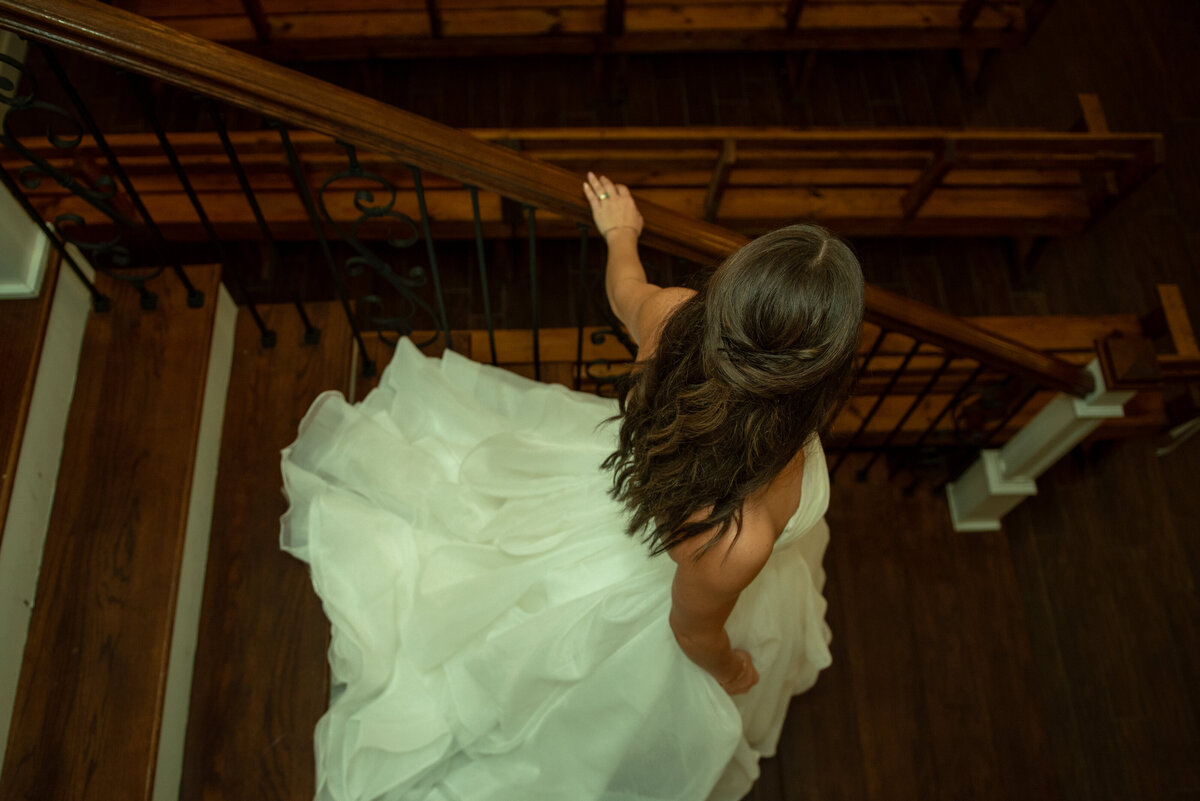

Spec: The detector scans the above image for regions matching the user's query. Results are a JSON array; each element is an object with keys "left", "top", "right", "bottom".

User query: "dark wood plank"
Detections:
[
  {"left": 180, "top": 301, "right": 352, "bottom": 801},
  {"left": 0, "top": 257, "right": 58, "bottom": 546},
  {"left": 0, "top": 264, "right": 222, "bottom": 801},
  {"left": 827, "top": 461, "right": 936, "bottom": 800},
  {"left": 775, "top": 538, "right": 869, "bottom": 801}
]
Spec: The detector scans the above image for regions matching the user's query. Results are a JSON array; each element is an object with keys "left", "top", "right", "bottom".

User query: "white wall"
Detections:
[{"left": 0, "top": 30, "right": 50, "bottom": 299}]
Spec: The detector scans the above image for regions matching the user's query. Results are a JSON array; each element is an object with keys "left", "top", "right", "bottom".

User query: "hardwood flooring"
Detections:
[
  {"left": 180, "top": 302, "right": 351, "bottom": 801},
  {"left": 0, "top": 264, "right": 221, "bottom": 801}
]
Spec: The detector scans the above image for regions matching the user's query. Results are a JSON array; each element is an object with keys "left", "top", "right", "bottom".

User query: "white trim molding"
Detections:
[
  {"left": 946, "top": 360, "right": 1136, "bottom": 532},
  {"left": 0, "top": 247, "right": 94, "bottom": 762},
  {"left": 152, "top": 284, "right": 237, "bottom": 801},
  {"left": 0, "top": 31, "right": 47, "bottom": 299}
]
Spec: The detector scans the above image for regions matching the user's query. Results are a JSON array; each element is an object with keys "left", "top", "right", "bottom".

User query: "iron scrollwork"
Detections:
[
  {"left": 575, "top": 228, "right": 637, "bottom": 397},
  {"left": 0, "top": 51, "right": 162, "bottom": 308},
  {"left": 317, "top": 142, "right": 442, "bottom": 348}
]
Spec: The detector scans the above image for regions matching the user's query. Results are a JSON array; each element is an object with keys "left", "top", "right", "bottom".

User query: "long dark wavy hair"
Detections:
[{"left": 602, "top": 224, "right": 865, "bottom": 558}]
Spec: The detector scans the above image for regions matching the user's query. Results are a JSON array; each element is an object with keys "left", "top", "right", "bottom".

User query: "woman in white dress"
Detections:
[{"left": 280, "top": 172, "right": 865, "bottom": 801}]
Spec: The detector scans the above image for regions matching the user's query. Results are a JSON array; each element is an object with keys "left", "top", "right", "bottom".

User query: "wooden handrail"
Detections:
[{"left": 0, "top": 0, "right": 1095, "bottom": 396}]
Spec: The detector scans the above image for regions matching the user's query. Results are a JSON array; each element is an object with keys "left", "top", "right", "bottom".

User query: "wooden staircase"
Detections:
[{"left": 0, "top": 277, "right": 1185, "bottom": 800}]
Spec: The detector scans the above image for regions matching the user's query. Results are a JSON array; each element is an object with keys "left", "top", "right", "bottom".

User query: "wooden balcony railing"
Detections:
[{"left": 0, "top": 0, "right": 1095, "bottom": 397}]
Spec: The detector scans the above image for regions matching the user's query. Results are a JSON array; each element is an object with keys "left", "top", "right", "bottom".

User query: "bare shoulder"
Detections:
[
  {"left": 667, "top": 510, "right": 775, "bottom": 595},
  {"left": 634, "top": 286, "right": 696, "bottom": 361}
]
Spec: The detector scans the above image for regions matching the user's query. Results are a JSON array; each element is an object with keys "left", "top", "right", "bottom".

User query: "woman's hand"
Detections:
[
  {"left": 583, "top": 171, "right": 643, "bottom": 243},
  {"left": 718, "top": 649, "right": 759, "bottom": 695}
]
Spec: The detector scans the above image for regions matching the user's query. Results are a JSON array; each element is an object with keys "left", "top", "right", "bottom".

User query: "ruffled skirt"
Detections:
[{"left": 281, "top": 338, "right": 833, "bottom": 801}]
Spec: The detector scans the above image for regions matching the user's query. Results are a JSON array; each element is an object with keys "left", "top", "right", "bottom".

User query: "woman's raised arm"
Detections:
[{"left": 584, "top": 171, "right": 694, "bottom": 348}]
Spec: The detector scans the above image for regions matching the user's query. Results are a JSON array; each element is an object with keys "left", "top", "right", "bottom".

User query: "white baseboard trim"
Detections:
[
  {"left": 0, "top": 233, "right": 50, "bottom": 300},
  {"left": 152, "top": 283, "right": 237, "bottom": 801},
  {"left": 0, "top": 254, "right": 94, "bottom": 765}
]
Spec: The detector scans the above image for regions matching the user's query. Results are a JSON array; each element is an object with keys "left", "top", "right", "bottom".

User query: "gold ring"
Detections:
[{"left": 598, "top": 192, "right": 610, "bottom": 200}]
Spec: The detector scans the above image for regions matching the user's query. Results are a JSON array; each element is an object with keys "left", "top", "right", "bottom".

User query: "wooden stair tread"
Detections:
[
  {"left": 180, "top": 302, "right": 351, "bottom": 801},
  {"left": 0, "top": 257, "right": 58, "bottom": 547},
  {"left": 0, "top": 265, "right": 221, "bottom": 801}
]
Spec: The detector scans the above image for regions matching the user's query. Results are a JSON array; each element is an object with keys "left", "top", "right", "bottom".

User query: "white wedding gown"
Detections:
[{"left": 281, "top": 337, "right": 834, "bottom": 801}]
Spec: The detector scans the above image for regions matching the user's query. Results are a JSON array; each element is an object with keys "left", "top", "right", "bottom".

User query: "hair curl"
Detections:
[{"left": 602, "top": 224, "right": 865, "bottom": 558}]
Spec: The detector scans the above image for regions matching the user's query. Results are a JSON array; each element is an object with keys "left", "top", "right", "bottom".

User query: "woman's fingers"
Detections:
[
  {"left": 586, "top": 171, "right": 607, "bottom": 196},
  {"left": 584, "top": 172, "right": 643, "bottom": 239},
  {"left": 582, "top": 180, "right": 600, "bottom": 212}
]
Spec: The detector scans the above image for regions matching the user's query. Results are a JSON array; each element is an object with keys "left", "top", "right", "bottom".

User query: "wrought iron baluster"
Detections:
[
  {"left": 872, "top": 351, "right": 955, "bottom": 478},
  {"left": 311, "top": 143, "right": 440, "bottom": 356},
  {"left": 829, "top": 326, "right": 889, "bottom": 479},
  {"left": 468, "top": 185, "right": 497, "bottom": 365},
  {"left": 0, "top": 163, "right": 109, "bottom": 311},
  {"left": 205, "top": 98, "right": 317, "bottom": 343},
  {"left": 846, "top": 338, "right": 922, "bottom": 481},
  {"left": 574, "top": 223, "right": 589, "bottom": 391},
  {"left": 0, "top": 51, "right": 159, "bottom": 308},
  {"left": 573, "top": 228, "right": 635, "bottom": 397},
  {"left": 36, "top": 44, "right": 203, "bottom": 308},
  {"left": 856, "top": 344, "right": 950, "bottom": 481},
  {"left": 409, "top": 165, "right": 451, "bottom": 351},
  {"left": 526, "top": 205, "right": 540, "bottom": 381},
  {"left": 128, "top": 75, "right": 275, "bottom": 344},
  {"left": 897, "top": 362, "right": 985, "bottom": 495},
  {"left": 271, "top": 122, "right": 377, "bottom": 370}
]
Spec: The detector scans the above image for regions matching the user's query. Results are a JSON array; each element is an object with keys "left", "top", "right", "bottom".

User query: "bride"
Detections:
[{"left": 280, "top": 172, "right": 865, "bottom": 801}]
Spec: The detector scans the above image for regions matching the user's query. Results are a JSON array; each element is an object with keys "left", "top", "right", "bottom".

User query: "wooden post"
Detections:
[
  {"left": 958, "top": 49, "right": 986, "bottom": 89},
  {"left": 1144, "top": 286, "right": 1200, "bottom": 455},
  {"left": 703, "top": 138, "right": 736, "bottom": 223},
  {"left": 1022, "top": 0, "right": 1054, "bottom": 43},
  {"left": 425, "top": 0, "right": 443, "bottom": 39},
  {"left": 1149, "top": 284, "right": 1200, "bottom": 359},
  {"left": 1072, "top": 92, "right": 1121, "bottom": 210},
  {"left": 1074, "top": 92, "right": 1109, "bottom": 133},
  {"left": 239, "top": 0, "right": 271, "bottom": 43},
  {"left": 946, "top": 359, "right": 1137, "bottom": 532},
  {"left": 784, "top": 0, "right": 806, "bottom": 34},
  {"left": 901, "top": 138, "right": 955, "bottom": 221},
  {"left": 1010, "top": 234, "right": 1049, "bottom": 279},
  {"left": 606, "top": 0, "right": 626, "bottom": 37},
  {"left": 958, "top": 0, "right": 986, "bottom": 31}
]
